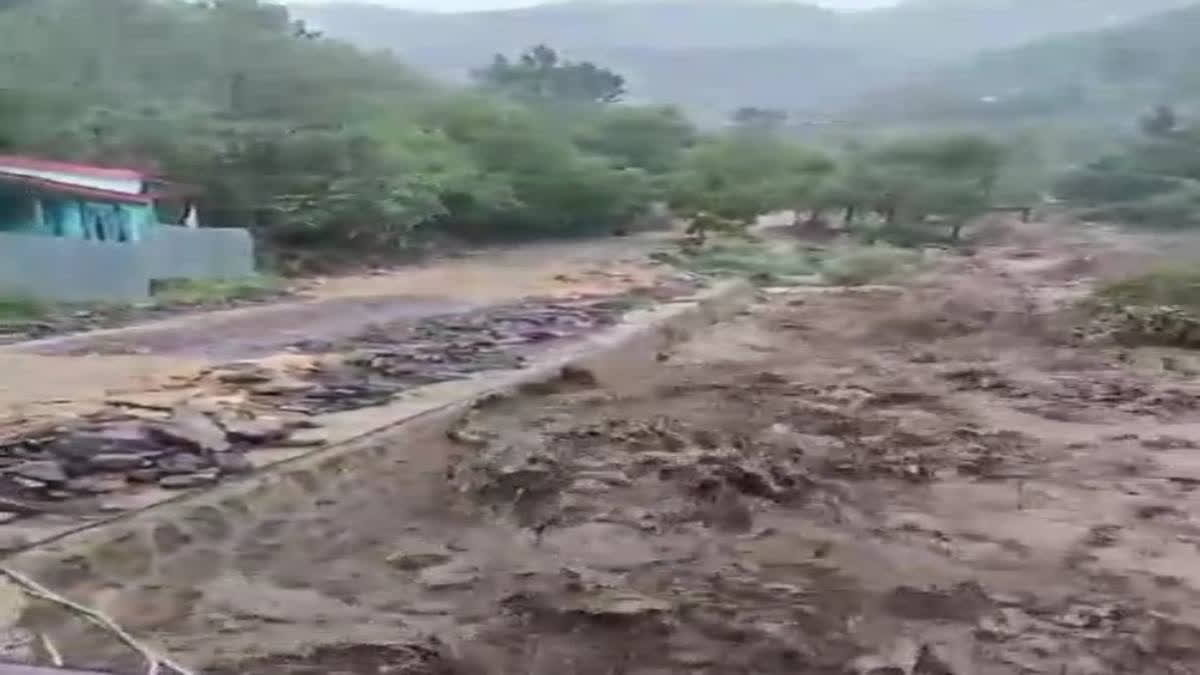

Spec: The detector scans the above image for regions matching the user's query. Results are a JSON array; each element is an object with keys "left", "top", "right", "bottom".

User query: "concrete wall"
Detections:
[
  {"left": 0, "top": 226, "right": 255, "bottom": 302},
  {"left": 143, "top": 226, "right": 255, "bottom": 282}
]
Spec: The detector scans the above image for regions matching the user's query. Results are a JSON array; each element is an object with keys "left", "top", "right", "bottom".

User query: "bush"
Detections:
[
  {"left": 819, "top": 245, "right": 924, "bottom": 286},
  {"left": 1081, "top": 266, "right": 1200, "bottom": 348},
  {"left": 1094, "top": 265, "right": 1200, "bottom": 309},
  {"left": 687, "top": 242, "right": 818, "bottom": 280},
  {"left": 1054, "top": 169, "right": 1186, "bottom": 206},
  {"left": 0, "top": 292, "right": 46, "bottom": 321},
  {"left": 150, "top": 276, "right": 287, "bottom": 305},
  {"left": 1081, "top": 185, "right": 1200, "bottom": 230}
]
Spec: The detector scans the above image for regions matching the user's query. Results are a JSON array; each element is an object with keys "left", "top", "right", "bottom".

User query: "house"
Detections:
[
  {"left": 0, "top": 156, "right": 253, "bottom": 303},
  {"left": 0, "top": 156, "right": 198, "bottom": 243}
]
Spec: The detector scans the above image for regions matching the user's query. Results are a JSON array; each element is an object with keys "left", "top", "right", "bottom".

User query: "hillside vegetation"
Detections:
[
  {"left": 0, "top": 0, "right": 683, "bottom": 269},
  {"left": 0, "top": 0, "right": 1029, "bottom": 271},
  {"left": 853, "top": 3, "right": 1200, "bottom": 127},
  {"left": 295, "top": 0, "right": 1194, "bottom": 122}
]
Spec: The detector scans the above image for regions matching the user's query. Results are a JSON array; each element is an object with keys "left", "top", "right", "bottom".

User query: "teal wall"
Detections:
[
  {"left": 0, "top": 226, "right": 255, "bottom": 302},
  {"left": 0, "top": 191, "right": 39, "bottom": 233},
  {"left": 0, "top": 189, "right": 156, "bottom": 242}
]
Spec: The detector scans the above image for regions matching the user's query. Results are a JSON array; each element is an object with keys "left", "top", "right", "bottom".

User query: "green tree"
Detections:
[
  {"left": 473, "top": 45, "right": 627, "bottom": 104},
  {"left": 1141, "top": 104, "right": 1179, "bottom": 138},
  {"left": 730, "top": 107, "right": 788, "bottom": 133},
  {"left": 667, "top": 134, "right": 833, "bottom": 225},
  {"left": 574, "top": 105, "right": 697, "bottom": 174}
]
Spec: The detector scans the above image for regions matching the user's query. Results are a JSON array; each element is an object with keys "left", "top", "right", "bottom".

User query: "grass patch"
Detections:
[
  {"left": 0, "top": 292, "right": 48, "bottom": 321},
  {"left": 819, "top": 244, "right": 924, "bottom": 286},
  {"left": 1094, "top": 265, "right": 1200, "bottom": 310},
  {"left": 150, "top": 276, "right": 287, "bottom": 305},
  {"left": 1082, "top": 265, "right": 1200, "bottom": 349},
  {"left": 665, "top": 241, "right": 818, "bottom": 281}
]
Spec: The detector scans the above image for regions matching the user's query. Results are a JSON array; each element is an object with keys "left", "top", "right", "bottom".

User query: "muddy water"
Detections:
[
  {"left": 75, "top": 228, "right": 1190, "bottom": 675},
  {"left": 0, "top": 233, "right": 675, "bottom": 411},
  {"left": 28, "top": 223, "right": 1200, "bottom": 674},
  {"left": 22, "top": 295, "right": 479, "bottom": 360}
]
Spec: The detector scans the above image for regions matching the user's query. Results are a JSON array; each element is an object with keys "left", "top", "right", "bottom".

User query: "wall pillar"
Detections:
[{"left": 31, "top": 197, "right": 45, "bottom": 233}]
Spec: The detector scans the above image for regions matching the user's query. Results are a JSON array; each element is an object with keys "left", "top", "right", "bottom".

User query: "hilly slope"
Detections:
[
  {"left": 849, "top": 2, "right": 1200, "bottom": 127},
  {"left": 293, "top": 0, "right": 1194, "bottom": 121}
]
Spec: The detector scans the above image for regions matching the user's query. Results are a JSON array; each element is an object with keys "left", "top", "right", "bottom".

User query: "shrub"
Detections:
[
  {"left": 150, "top": 276, "right": 287, "bottom": 305},
  {"left": 1094, "top": 265, "right": 1200, "bottom": 309},
  {"left": 0, "top": 292, "right": 46, "bottom": 321},
  {"left": 819, "top": 245, "right": 924, "bottom": 286}
]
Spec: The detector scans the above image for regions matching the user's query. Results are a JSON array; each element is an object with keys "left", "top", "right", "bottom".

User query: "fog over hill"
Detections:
[{"left": 294, "top": 0, "right": 1195, "bottom": 122}]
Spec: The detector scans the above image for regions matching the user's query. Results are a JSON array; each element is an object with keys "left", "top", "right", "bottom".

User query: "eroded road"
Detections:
[{"left": 0, "top": 235, "right": 673, "bottom": 411}]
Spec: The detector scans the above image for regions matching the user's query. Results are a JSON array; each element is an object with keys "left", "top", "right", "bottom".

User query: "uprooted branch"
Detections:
[{"left": 0, "top": 567, "right": 196, "bottom": 675}]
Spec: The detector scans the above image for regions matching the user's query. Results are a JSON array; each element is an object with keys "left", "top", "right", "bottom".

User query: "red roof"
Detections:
[
  {"left": 0, "top": 172, "right": 154, "bottom": 204},
  {"left": 0, "top": 155, "right": 153, "bottom": 181}
]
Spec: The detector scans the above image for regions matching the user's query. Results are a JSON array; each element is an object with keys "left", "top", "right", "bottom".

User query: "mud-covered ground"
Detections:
[
  {"left": 0, "top": 294, "right": 676, "bottom": 525},
  {"left": 48, "top": 223, "right": 1200, "bottom": 674}
]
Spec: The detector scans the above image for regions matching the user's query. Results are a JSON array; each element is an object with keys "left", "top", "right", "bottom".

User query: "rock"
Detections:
[
  {"left": 571, "top": 589, "right": 671, "bottom": 620},
  {"left": 66, "top": 476, "right": 128, "bottom": 494},
  {"left": 569, "top": 478, "right": 612, "bottom": 495},
  {"left": 1147, "top": 613, "right": 1200, "bottom": 657},
  {"left": 214, "top": 453, "right": 254, "bottom": 475},
  {"left": 542, "top": 522, "right": 682, "bottom": 572},
  {"left": 1053, "top": 605, "right": 1108, "bottom": 630},
  {"left": 220, "top": 416, "right": 288, "bottom": 444},
  {"left": 158, "top": 472, "right": 218, "bottom": 490},
  {"left": 1084, "top": 524, "right": 1122, "bottom": 548},
  {"left": 574, "top": 470, "right": 632, "bottom": 487},
  {"left": 914, "top": 643, "right": 960, "bottom": 675},
  {"left": 126, "top": 468, "right": 162, "bottom": 483},
  {"left": 8, "top": 460, "right": 67, "bottom": 484},
  {"left": 0, "top": 534, "right": 30, "bottom": 553},
  {"left": 850, "top": 655, "right": 908, "bottom": 675},
  {"left": 1061, "top": 655, "right": 1109, "bottom": 675},
  {"left": 977, "top": 607, "right": 1033, "bottom": 640},
  {"left": 87, "top": 453, "right": 151, "bottom": 471},
  {"left": 418, "top": 562, "right": 479, "bottom": 590},
  {"left": 212, "top": 365, "right": 275, "bottom": 385},
  {"left": 402, "top": 600, "right": 459, "bottom": 616},
  {"left": 0, "top": 579, "right": 28, "bottom": 633},
  {"left": 884, "top": 582, "right": 992, "bottom": 621},
  {"left": 152, "top": 408, "right": 230, "bottom": 453},
  {"left": 156, "top": 453, "right": 206, "bottom": 475},
  {"left": 1142, "top": 435, "right": 1196, "bottom": 450},
  {"left": 386, "top": 542, "right": 453, "bottom": 571},
  {"left": 50, "top": 423, "right": 160, "bottom": 459},
  {"left": 794, "top": 434, "right": 843, "bottom": 462},
  {"left": 251, "top": 379, "right": 315, "bottom": 396},
  {"left": 756, "top": 423, "right": 804, "bottom": 452},
  {"left": 849, "top": 638, "right": 920, "bottom": 675},
  {"left": 455, "top": 442, "right": 566, "bottom": 501},
  {"left": 1022, "top": 634, "right": 1063, "bottom": 658}
]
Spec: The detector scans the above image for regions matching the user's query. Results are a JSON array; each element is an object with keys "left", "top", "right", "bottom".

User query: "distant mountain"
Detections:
[
  {"left": 292, "top": 0, "right": 1197, "bottom": 122},
  {"left": 849, "top": 3, "right": 1200, "bottom": 126}
]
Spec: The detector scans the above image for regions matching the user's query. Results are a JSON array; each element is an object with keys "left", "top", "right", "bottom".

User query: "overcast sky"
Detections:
[{"left": 299, "top": 0, "right": 901, "bottom": 12}]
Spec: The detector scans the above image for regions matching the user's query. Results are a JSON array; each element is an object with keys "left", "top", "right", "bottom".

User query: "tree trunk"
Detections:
[{"left": 230, "top": 71, "right": 248, "bottom": 114}]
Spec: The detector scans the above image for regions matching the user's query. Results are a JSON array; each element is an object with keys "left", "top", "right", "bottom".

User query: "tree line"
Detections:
[{"left": 0, "top": 0, "right": 1018, "bottom": 271}]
